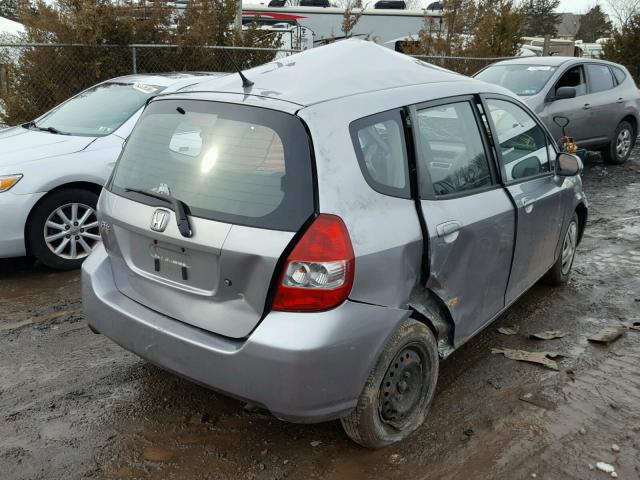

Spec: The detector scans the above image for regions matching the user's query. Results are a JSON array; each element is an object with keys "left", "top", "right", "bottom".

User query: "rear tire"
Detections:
[
  {"left": 543, "top": 213, "right": 579, "bottom": 286},
  {"left": 602, "top": 121, "right": 634, "bottom": 165},
  {"left": 340, "top": 318, "right": 439, "bottom": 448},
  {"left": 27, "top": 189, "right": 100, "bottom": 270}
]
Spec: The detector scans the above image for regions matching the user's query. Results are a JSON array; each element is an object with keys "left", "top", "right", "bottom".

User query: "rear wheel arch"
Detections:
[
  {"left": 24, "top": 182, "right": 103, "bottom": 257},
  {"left": 408, "top": 287, "right": 456, "bottom": 358},
  {"left": 621, "top": 114, "right": 637, "bottom": 139},
  {"left": 575, "top": 202, "right": 587, "bottom": 244}
]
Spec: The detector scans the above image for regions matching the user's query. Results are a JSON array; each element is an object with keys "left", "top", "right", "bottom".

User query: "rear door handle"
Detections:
[
  {"left": 616, "top": 97, "right": 624, "bottom": 104},
  {"left": 521, "top": 196, "right": 536, "bottom": 213},
  {"left": 436, "top": 220, "right": 462, "bottom": 238},
  {"left": 583, "top": 103, "right": 592, "bottom": 110}
]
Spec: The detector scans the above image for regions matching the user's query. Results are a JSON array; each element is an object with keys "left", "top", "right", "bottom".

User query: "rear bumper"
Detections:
[
  {"left": 82, "top": 246, "right": 410, "bottom": 423},
  {"left": 0, "top": 191, "right": 45, "bottom": 258}
]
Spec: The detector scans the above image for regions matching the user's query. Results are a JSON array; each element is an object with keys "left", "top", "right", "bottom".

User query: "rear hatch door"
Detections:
[{"left": 102, "top": 98, "right": 314, "bottom": 338}]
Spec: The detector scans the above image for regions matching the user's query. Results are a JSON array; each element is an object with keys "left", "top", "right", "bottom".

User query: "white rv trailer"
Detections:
[{"left": 241, "top": 5, "right": 443, "bottom": 47}]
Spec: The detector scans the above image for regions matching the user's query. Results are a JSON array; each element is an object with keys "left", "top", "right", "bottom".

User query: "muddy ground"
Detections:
[{"left": 1, "top": 150, "right": 640, "bottom": 480}]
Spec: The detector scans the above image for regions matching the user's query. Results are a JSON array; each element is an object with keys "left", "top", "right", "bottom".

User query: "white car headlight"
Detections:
[{"left": 0, "top": 174, "right": 23, "bottom": 192}]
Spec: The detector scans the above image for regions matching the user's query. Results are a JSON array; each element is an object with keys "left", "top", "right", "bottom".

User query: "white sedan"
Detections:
[{"left": 0, "top": 72, "right": 224, "bottom": 269}]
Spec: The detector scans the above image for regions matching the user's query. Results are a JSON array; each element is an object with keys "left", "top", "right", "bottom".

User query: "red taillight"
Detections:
[{"left": 272, "top": 214, "right": 355, "bottom": 312}]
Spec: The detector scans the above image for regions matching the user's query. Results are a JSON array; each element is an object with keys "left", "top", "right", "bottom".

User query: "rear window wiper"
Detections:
[
  {"left": 125, "top": 187, "right": 193, "bottom": 238},
  {"left": 22, "top": 121, "right": 71, "bottom": 135}
]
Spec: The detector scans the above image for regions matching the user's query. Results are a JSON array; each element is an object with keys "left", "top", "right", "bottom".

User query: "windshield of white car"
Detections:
[
  {"left": 32, "top": 82, "right": 165, "bottom": 136},
  {"left": 475, "top": 65, "right": 557, "bottom": 96}
]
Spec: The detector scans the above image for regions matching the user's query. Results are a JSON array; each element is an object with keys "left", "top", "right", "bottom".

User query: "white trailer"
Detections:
[{"left": 242, "top": 5, "right": 442, "bottom": 48}]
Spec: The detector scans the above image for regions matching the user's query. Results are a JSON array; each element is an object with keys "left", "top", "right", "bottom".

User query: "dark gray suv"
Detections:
[
  {"left": 475, "top": 56, "right": 640, "bottom": 165},
  {"left": 82, "top": 39, "right": 588, "bottom": 448}
]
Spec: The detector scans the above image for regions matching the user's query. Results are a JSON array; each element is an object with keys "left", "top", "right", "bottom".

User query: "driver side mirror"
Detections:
[
  {"left": 552, "top": 86, "right": 577, "bottom": 101},
  {"left": 556, "top": 152, "right": 582, "bottom": 176}
]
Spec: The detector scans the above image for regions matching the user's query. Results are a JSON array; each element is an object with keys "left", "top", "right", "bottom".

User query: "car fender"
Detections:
[{"left": 11, "top": 135, "right": 122, "bottom": 195}]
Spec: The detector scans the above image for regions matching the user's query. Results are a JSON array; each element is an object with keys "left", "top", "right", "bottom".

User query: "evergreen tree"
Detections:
[
  {"left": 469, "top": 0, "right": 525, "bottom": 56},
  {"left": 521, "top": 0, "right": 561, "bottom": 37},
  {"left": 602, "top": 13, "right": 640, "bottom": 82},
  {"left": 576, "top": 4, "right": 613, "bottom": 41}
]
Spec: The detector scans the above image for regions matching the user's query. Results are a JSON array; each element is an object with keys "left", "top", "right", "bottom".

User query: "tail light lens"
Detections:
[{"left": 272, "top": 214, "right": 355, "bottom": 312}]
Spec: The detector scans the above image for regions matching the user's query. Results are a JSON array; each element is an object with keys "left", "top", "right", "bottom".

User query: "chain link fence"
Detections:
[
  {"left": 409, "top": 54, "right": 516, "bottom": 76},
  {"left": 0, "top": 43, "right": 299, "bottom": 126},
  {"left": 0, "top": 43, "right": 512, "bottom": 127}
]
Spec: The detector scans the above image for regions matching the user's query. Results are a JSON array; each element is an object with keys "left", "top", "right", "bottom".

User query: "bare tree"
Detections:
[
  {"left": 341, "top": 0, "right": 366, "bottom": 37},
  {"left": 607, "top": 0, "right": 640, "bottom": 29}
]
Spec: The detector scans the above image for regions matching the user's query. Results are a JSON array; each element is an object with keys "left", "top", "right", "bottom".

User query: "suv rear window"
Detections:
[{"left": 109, "top": 99, "right": 314, "bottom": 231}]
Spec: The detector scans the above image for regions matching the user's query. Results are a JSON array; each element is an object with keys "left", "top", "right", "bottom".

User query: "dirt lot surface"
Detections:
[{"left": 1, "top": 150, "right": 640, "bottom": 480}]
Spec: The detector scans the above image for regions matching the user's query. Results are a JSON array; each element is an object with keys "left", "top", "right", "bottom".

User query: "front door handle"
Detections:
[
  {"left": 521, "top": 196, "right": 536, "bottom": 213},
  {"left": 436, "top": 220, "right": 462, "bottom": 238},
  {"left": 583, "top": 103, "right": 592, "bottom": 110},
  {"left": 616, "top": 97, "right": 624, "bottom": 104}
]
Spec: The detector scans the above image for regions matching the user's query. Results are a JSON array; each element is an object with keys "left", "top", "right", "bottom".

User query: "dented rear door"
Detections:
[{"left": 410, "top": 97, "right": 516, "bottom": 345}]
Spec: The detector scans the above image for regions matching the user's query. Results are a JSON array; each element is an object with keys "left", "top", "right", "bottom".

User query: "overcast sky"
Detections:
[{"left": 557, "top": 0, "right": 608, "bottom": 13}]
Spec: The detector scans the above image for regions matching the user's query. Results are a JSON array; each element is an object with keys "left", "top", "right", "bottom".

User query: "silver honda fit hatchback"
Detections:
[{"left": 82, "top": 39, "right": 588, "bottom": 448}]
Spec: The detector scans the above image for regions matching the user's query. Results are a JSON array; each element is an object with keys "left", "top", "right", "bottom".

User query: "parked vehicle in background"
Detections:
[
  {"left": 574, "top": 40, "right": 603, "bottom": 58},
  {"left": 520, "top": 37, "right": 577, "bottom": 57},
  {"left": 0, "top": 72, "right": 224, "bottom": 270},
  {"left": 83, "top": 40, "right": 588, "bottom": 448},
  {"left": 474, "top": 56, "right": 640, "bottom": 165},
  {"left": 241, "top": 4, "right": 442, "bottom": 47}
]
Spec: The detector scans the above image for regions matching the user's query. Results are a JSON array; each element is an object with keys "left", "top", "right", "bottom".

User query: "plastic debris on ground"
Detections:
[
  {"left": 529, "top": 330, "right": 570, "bottom": 340},
  {"left": 595, "top": 462, "right": 615, "bottom": 473},
  {"left": 588, "top": 326, "right": 625, "bottom": 344},
  {"left": 622, "top": 321, "right": 640, "bottom": 331},
  {"left": 491, "top": 348, "right": 563, "bottom": 370},
  {"left": 497, "top": 326, "right": 519, "bottom": 335}
]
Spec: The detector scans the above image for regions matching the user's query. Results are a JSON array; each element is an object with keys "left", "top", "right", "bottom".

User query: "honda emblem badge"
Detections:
[{"left": 150, "top": 209, "right": 170, "bottom": 232}]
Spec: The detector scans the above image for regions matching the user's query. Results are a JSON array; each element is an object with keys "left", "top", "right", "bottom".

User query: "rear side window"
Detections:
[
  {"left": 109, "top": 99, "right": 314, "bottom": 231},
  {"left": 350, "top": 110, "right": 410, "bottom": 198},
  {"left": 611, "top": 66, "right": 627, "bottom": 85},
  {"left": 586, "top": 64, "right": 615, "bottom": 93},
  {"left": 416, "top": 101, "right": 493, "bottom": 196}
]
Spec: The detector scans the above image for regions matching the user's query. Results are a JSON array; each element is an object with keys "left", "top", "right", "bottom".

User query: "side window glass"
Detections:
[
  {"left": 555, "top": 65, "right": 587, "bottom": 97},
  {"left": 416, "top": 101, "right": 493, "bottom": 196},
  {"left": 486, "top": 99, "right": 551, "bottom": 182},
  {"left": 612, "top": 66, "right": 626, "bottom": 85},
  {"left": 587, "top": 64, "right": 615, "bottom": 92},
  {"left": 351, "top": 111, "right": 409, "bottom": 197}
]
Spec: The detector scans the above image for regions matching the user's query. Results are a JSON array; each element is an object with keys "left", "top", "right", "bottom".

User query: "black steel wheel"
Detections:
[
  {"left": 341, "top": 318, "right": 439, "bottom": 448},
  {"left": 378, "top": 344, "right": 432, "bottom": 430}
]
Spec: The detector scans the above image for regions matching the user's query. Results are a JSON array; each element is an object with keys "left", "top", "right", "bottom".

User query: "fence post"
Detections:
[
  {"left": 0, "top": 64, "right": 7, "bottom": 96},
  {"left": 131, "top": 46, "right": 137, "bottom": 74}
]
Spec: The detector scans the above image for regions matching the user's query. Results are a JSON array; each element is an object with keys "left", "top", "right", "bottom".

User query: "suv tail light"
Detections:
[{"left": 272, "top": 214, "right": 355, "bottom": 312}]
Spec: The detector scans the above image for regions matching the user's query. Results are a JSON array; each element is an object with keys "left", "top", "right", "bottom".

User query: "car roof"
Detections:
[
  {"left": 105, "top": 72, "right": 229, "bottom": 92},
  {"left": 180, "top": 39, "right": 480, "bottom": 107},
  {"left": 489, "top": 56, "right": 619, "bottom": 68}
]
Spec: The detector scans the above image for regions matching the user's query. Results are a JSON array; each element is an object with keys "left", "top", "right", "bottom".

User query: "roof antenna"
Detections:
[
  {"left": 225, "top": 50, "right": 254, "bottom": 88},
  {"left": 239, "top": 70, "right": 254, "bottom": 88}
]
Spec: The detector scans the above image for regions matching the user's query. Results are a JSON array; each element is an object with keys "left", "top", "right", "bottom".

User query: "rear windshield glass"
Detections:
[
  {"left": 37, "top": 82, "right": 164, "bottom": 136},
  {"left": 475, "top": 65, "right": 557, "bottom": 96},
  {"left": 109, "top": 99, "right": 314, "bottom": 231}
]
